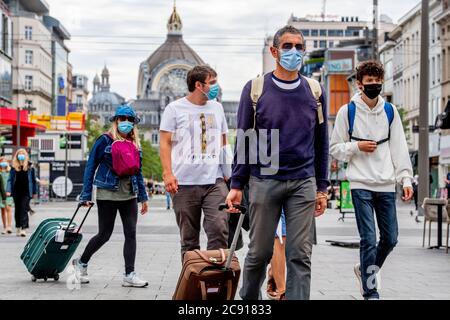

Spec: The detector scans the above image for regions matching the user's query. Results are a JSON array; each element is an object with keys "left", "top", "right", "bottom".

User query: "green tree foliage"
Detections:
[
  {"left": 86, "top": 115, "right": 109, "bottom": 151},
  {"left": 140, "top": 136, "right": 162, "bottom": 181}
]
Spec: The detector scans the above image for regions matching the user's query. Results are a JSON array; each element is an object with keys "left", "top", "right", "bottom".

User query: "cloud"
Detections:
[{"left": 46, "top": 0, "right": 421, "bottom": 101}]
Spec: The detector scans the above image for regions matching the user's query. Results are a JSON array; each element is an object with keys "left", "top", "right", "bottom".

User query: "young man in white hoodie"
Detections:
[{"left": 330, "top": 60, "right": 414, "bottom": 300}]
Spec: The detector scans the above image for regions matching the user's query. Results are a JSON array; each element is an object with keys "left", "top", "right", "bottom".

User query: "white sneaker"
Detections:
[
  {"left": 20, "top": 229, "right": 27, "bottom": 237},
  {"left": 354, "top": 263, "right": 382, "bottom": 298},
  {"left": 354, "top": 263, "right": 364, "bottom": 296},
  {"left": 16, "top": 228, "right": 21, "bottom": 237},
  {"left": 122, "top": 272, "right": 148, "bottom": 288},
  {"left": 1, "top": 229, "right": 6, "bottom": 235},
  {"left": 72, "top": 258, "right": 90, "bottom": 284}
]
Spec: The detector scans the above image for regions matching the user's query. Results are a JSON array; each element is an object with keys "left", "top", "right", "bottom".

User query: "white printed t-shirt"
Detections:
[{"left": 160, "top": 97, "right": 229, "bottom": 185}]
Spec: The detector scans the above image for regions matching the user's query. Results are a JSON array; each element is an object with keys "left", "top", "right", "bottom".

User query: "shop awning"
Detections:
[{"left": 0, "top": 108, "right": 46, "bottom": 132}]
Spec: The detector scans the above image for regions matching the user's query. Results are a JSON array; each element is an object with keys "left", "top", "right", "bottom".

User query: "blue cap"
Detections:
[{"left": 109, "top": 104, "right": 140, "bottom": 124}]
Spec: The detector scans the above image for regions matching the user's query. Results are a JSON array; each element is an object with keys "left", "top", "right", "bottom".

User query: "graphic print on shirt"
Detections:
[{"left": 172, "top": 112, "right": 222, "bottom": 166}]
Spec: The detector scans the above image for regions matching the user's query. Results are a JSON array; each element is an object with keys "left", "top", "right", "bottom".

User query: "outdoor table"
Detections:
[{"left": 426, "top": 199, "right": 445, "bottom": 249}]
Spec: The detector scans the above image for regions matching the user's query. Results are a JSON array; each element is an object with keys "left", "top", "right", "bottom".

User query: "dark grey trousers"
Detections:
[
  {"left": 172, "top": 179, "right": 229, "bottom": 259},
  {"left": 239, "top": 176, "right": 316, "bottom": 300}
]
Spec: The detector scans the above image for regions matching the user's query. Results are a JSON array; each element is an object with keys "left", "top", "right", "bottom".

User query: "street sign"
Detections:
[{"left": 326, "top": 59, "right": 353, "bottom": 73}]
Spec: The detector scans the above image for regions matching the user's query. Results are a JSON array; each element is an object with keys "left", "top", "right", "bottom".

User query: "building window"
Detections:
[
  {"left": 40, "top": 139, "right": 54, "bottom": 151},
  {"left": 76, "top": 95, "right": 83, "bottom": 106},
  {"left": 437, "top": 54, "right": 441, "bottom": 82},
  {"left": 345, "top": 29, "right": 360, "bottom": 37},
  {"left": 314, "top": 40, "right": 318, "bottom": 48},
  {"left": 311, "top": 29, "right": 319, "bottom": 37},
  {"left": 25, "top": 75, "right": 33, "bottom": 90},
  {"left": 25, "top": 100, "right": 33, "bottom": 110},
  {"left": 319, "top": 30, "right": 327, "bottom": 37},
  {"left": 25, "top": 50, "right": 33, "bottom": 64},
  {"left": 329, "top": 41, "right": 334, "bottom": 48},
  {"left": 300, "top": 29, "right": 310, "bottom": 37},
  {"left": 319, "top": 40, "right": 327, "bottom": 48},
  {"left": 328, "top": 29, "right": 338, "bottom": 37},
  {"left": 151, "top": 132, "right": 159, "bottom": 145},
  {"left": 25, "top": 26, "right": 33, "bottom": 40},
  {"left": 432, "top": 23, "right": 436, "bottom": 43},
  {"left": 30, "top": 139, "right": 39, "bottom": 150}
]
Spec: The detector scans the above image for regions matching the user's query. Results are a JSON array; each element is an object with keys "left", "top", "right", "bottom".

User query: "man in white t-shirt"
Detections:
[{"left": 160, "top": 65, "right": 232, "bottom": 259}]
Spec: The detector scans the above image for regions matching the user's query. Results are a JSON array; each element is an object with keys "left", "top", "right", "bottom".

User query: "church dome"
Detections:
[
  {"left": 145, "top": 5, "right": 203, "bottom": 72},
  {"left": 137, "top": 4, "right": 204, "bottom": 99},
  {"left": 145, "top": 35, "right": 204, "bottom": 73},
  {"left": 90, "top": 91, "right": 124, "bottom": 106}
]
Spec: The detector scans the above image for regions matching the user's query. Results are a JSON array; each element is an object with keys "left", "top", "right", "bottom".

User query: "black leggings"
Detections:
[
  {"left": 80, "top": 199, "right": 138, "bottom": 274},
  {"left": 14, "top": 195, "right": 30, "bottom": 229}
]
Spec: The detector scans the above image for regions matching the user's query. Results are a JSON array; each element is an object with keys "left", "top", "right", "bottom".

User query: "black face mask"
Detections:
[{"left": 362, "top": 83, "right": 383, "bottom": 100}]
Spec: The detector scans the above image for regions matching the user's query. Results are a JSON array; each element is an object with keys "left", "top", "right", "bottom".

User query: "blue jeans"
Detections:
[{"left": 351, "top": 190, "right": 398, "bottom": 299}]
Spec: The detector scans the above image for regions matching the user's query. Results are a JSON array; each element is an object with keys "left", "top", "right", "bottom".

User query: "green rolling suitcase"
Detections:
[{"left": 20, "top": 203, "right": 94, "bottom": 282}]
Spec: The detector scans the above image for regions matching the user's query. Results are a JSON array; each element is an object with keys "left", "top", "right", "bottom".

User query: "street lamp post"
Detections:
[
  {"left": 16, "top": 105, "right": 37, "bottom": 149},
  {"left": 16, "top": 107, "right": 20, "bottom": 149},
  {"left": 418, "top": 0, "right": 430, "bottom": 212}
]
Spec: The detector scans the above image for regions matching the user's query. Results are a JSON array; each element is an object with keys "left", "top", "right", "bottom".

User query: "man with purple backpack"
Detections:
[{"left": 75, "top": 104, "right": 149, "bottom": 287}]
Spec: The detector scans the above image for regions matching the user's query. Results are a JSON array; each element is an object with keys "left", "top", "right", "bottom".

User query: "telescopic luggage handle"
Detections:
[
  {"left": 218, "top": 203, "right": 247, "bottom": 214},
  {"left": 66, "top": 202, "right": 95, "bottom": 235},
  {"left": 218, "top": 203, "right": 247, "bottom": 269}
]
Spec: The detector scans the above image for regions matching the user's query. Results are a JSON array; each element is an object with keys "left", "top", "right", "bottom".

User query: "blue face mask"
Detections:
[
  {"left": 0, "top": 162, "right": 8, "bottom": 168},
  {"left": 17, "top": 155, "right": 26, "bottom": 162},
  {"left": 203, "top": 83, "right": 220, "bottom": 100},
  {"left": 118, "top": 121, "right": 134, "bottom": 134},
  {"left": 279, "top": 48, "right": 304, "bottom": 72}
]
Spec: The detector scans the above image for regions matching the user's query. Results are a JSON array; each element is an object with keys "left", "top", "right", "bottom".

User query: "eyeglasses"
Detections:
[
  {"left": 280, "top": 42, "right": 305, "bottom": 51},
  {"left": 117, "top": 116, "right": 135, "bottom": 122},
  {"left": 200, "top": 113, "right": 207, "bottom": 154}
]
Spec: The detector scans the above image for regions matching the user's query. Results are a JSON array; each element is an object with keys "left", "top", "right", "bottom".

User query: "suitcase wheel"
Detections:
[
  {"left": 31, "top": 275, "right": 37, "bottom": 282},
  {"left": 54, "top": 274, "right": 59, "bottom": 281},
  {"left": 43, "top": 277, "right": 48, "bottom": 282}
]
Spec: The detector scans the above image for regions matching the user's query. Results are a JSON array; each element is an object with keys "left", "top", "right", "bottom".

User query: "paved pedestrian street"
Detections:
[{"left": 0, "top": 196, "right": 449, "bottom": 300}]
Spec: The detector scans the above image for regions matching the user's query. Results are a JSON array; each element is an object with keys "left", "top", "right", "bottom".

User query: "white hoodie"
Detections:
[{"left": 330, "top": 93, "right": 413, "bottom": 192}]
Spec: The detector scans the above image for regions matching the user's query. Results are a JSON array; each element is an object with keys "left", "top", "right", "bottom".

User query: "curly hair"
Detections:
[{"left": 356, "top": 60, "right": 384, "bottom": 82}]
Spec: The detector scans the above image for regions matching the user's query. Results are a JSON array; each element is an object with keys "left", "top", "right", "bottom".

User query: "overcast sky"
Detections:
[{"left": 45, "top": 0, "right": 420, "bottom": 101}]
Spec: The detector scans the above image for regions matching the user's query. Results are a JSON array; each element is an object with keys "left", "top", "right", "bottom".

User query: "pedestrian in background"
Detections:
[
  {"left": 6, "top": 149, "right": 38, "bottom": 237},
  {"left": 165, "top": 190, "right": 171, "bottom": 210},
  {"left": 146, "top": 178, "right": 154, "bottom": 197},
  {"left": 266, "top": 211, "right": 286, "bottom": 300},
  {"left": 445, "top": 172, "right": 450, "bottom": 199},
  {"left": 0, "top": 157, "right": 13, "bottom": 235},
  {"left": 76, "top": 104, "right": 149, "bottom": 288}
]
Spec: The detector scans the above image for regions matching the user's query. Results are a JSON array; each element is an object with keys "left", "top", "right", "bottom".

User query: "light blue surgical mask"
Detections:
[
  {"left": 203, "top": 83, "right": 220, "bottom": 100},
  {"left": 118, "top": 121, "right": 134, "bottom": 134},
  {"left": 0, "top": 162, "right": 8, "bottom": 168},
  {"left": 17, "top": 154, "right": 26, "bottom": 162},
  {"left": 279, "top": 48, "right": 304, "bottom": 72}
]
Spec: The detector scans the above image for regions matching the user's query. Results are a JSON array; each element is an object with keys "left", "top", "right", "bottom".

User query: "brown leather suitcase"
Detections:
[{"left": 172, "top": 204, "right": 246, "bottom": 300}]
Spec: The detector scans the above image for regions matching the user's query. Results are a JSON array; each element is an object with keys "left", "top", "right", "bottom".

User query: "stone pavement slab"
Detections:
[{"left": 0, "top": 197, "right": 449, "bottom": 300}]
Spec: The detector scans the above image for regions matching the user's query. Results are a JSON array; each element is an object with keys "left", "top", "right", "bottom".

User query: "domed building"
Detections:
[
  {"left": 88, "top": 66, "right": 125, "bottom": 124},
  {"left": 136, "top": 5, "right": 204, "bottom": 102},
  {"left": 132, "top": 4, "right": 237, "bottom": 147}
]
